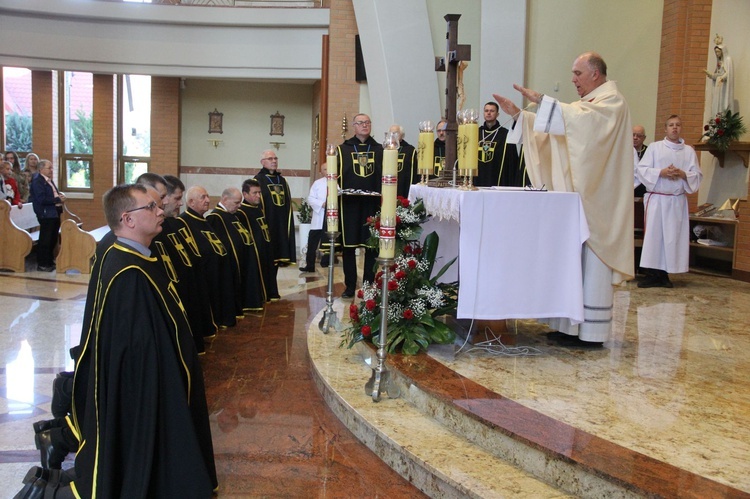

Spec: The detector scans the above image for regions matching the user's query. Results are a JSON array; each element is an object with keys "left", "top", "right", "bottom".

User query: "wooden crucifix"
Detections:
[{"left": 435, "top": 13, "right": 471, "bottom": 185}]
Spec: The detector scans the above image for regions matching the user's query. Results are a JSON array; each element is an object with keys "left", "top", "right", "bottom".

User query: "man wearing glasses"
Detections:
[
  {"left": 62, "top": 183, "right": 217, "bottom": 498},
  {"left": 254, "top": 150, "right": 296, "bottom": 269},
  {"left": 337, "top": 113, "right": 382, "bottom": 298}
]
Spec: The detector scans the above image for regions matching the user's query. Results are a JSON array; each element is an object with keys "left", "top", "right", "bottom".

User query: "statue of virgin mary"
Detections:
[{"left": 703, "top": 34, "right": 734, "bottom": 116}]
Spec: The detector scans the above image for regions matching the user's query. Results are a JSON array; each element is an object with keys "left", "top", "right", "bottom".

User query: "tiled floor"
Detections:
[{"left": 1, "top": 260, "right": 749, "bottom": 497}]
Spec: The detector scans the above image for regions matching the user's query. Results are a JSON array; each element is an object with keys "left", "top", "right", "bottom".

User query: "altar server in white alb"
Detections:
[
  {"left": 494, "top": 51, "right": 634, "bottom": 347},
  {"left": 635, "top": 115, "right": 702, "bottom": 288}
]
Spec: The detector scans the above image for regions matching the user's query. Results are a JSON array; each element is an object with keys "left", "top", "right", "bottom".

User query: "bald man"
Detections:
[
  {"left": 254, "top": 150, "right": 296, "bottom": 267},
  {"left": 178, "top": 186, "right": 239, "bottom": 328}
]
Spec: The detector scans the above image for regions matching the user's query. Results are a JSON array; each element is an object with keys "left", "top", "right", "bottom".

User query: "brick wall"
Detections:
[
  {"left": 150, "top": 77, "right": 181, "bottom": 177},
  {"left": 326, "top": 0, "right": 361, "bottom": 146},
  {"left": 31, "top": 71, "right": 54, "bottom": 160}
]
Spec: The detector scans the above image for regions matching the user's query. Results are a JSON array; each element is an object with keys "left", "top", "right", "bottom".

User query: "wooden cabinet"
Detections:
[{"left": 688, "top": 215, "right": 738, "bottom": 276}]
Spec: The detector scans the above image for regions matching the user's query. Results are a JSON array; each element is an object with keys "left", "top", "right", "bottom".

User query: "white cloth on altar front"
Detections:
[{"left": 636, "top": 139, "right": 702, "bottom": 273}]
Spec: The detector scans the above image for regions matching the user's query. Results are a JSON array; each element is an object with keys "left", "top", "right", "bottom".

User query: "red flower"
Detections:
[
  {"left": 365, "top": 299, "right": 376, "bottom": 311},
  {"left": 361, "top": 325, "right": 372, "bottom": 337},
  {"left": 403, "top": 245, "right": 413, "bottom": 255},
  {"left": 704, "top": 125, "right": 710, "bottom": 131},
  {"left": 357, "top": 289, "right": 364, "bottom": 299},
  {"left": 396, "top": 216, "right": 402, "bottom": 225},
  {"left": 367, "top": 216, "right": 374, "bottom": 224},
  {"left": 375, "top": 271, "right": 383, "bottom": 281},
  {"left": 718, "top": 129, "right": 725, "bottom": 136},
  {"left": 401, "top": 198, "right": 410, "bottom": 208},
  {"left": 395, "top": 270, "right": 407, "bottom": 280},
  {"left": 413, "top": 247, "right": 422, "bottom": 255},
  {"left": 389, "top": 264, "right": 397, "bottom": 272},
  {"left": 403, "top": 309, "right": 414, "bottom": 320},
  {"left": 407, "top": 259, "right": 417, "bottom": 269},
  {"left": 715, "top": 117, "right": 721, "bottom": 124},
  {"left": 387, "top": 280, "right": 398, "bottom": 291},
  {"left": 375, "top": 221, "right": 380, "bottom": 230},
  {"left": 350, "top": 303, "right": 358, "bottom": 313}
]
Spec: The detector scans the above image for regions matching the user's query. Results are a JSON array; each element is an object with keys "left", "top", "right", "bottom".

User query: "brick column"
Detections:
[
  {"left": 151, "top": 77, "right": 181, "bottom": 176},
  {"left": 326, "top": 0, "right": 360, "bottom": 146},
  {"left": 31, "top": 71, "right": 54, "bottom": 160}
]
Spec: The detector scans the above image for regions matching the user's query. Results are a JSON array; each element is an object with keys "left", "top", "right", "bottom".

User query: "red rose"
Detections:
[
  {"left": 375, "top": 270, "right": 383, "bottom": 280},
  {"left": 413, "top": 247, "right": 422, "bottom": 255},
  {"left": 375, "top": 221, "right": 380, "bottom": 230},
  {"left": 396, "top": 216, "right": 402, "bottom": 225},
  {"left": 704, "top": 125, "right": 710, "bottom": 131},
  {"left": 403, "top": 309, "right": 414, "bottom": 320},
  {"left": 401, "top": 198, "right": 410, "bottom": 208},
  {"left": 389, "top": 264, "right": 397, "bottom": 272},
  {"left": 361, "top": 325, "right": 372, "bottom": 337},
  {"left": 387, "top": 280, "right": 398, "bottom": 291},
  {"left": 403, "top": 245, "right": 413, "bottom": 255},
  {"left": 365, "top": 299, "right": 376, "bottom": 310},
  {"left": 407, "top": 260, "right": 417, "bottom": 269},
  {"left": 395, "top": 270, "right": 407, "bottom": 280},
  {"left": 715, "top": 117, "right": 721, "bottom": 124},
  {"left": 718, "top": 129, "right": 725, "bottom": 136},
  {"left": 357, "top": 289, "right": 364, "bottom": 299}
]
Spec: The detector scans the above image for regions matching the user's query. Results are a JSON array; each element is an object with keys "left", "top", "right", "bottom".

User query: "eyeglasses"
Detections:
[
  {"left": 353, "top": 120, "right": 371, "bottom": 126},
  {"left": 633, "top": 133, "right": 645, "bottom": 138},
  {"left": 262, "top": 157, "right": 278, "bottom": 161},
  {"left": 124, "top": 201, "right": 158, "bottom": 215}
]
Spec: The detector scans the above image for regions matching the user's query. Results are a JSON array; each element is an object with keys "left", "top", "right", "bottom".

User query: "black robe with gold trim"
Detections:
[
  {"left": 207, "top": 206, "right": 248, "bottom": 316},
  {"left": 71, "top": 242, "right": 217, "bottom": 498},
  {"left": 337, "top": 135, "right": 382, "bottom": 248},
  {"left": 396, "top": 139, "right": 418, "bottom": 199},
  {"left": 475, "top": 121, "right": 528, "bottom": 187},
  {"left": 254, "top": 167, "right": 296, "bottom": 265},
  {"left": 178, "top": 207, "right": 239, "bottom": 327},
  {"left": 238, "top": 201, "right": 279, "bottom": 301}
]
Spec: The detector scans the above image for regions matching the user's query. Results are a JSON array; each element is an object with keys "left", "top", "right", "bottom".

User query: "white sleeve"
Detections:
[
  {"left": 533, "top": 95, "right": 565, "bottom": 135},
  {"left": 633, "top": 149, "right": 642, "bottom": 188},
  {"left": 506, "top": 112, "right": 524, "bottom": 144}
]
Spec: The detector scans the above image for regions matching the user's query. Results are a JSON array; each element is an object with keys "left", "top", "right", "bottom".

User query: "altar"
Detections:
[{"left": 408, "top": 185, "right": 590, "bottom": 323}]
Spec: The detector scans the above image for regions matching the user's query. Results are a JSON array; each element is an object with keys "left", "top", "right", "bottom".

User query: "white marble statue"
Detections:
[{"left": 703, "top": 34, "right": 734, "bottom": 116}]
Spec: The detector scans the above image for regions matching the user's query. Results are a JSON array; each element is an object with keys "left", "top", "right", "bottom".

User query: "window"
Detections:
[
  {"left": 118, "top": 74, "right": 151, "bottom": 184},
  {"left": 3, "top": 67, "right": 33, "bottom": 165},
  {"left": 59, "top": 71, "right": 94, "bottom": 190}
]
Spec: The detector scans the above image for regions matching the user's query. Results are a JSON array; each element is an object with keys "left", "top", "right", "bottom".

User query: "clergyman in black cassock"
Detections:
[
  {"left": 475, "top": 101, "right": 527, "bottom": 187},
  {"left": 389, "top": 124, "right": 418, "bottom": 198},
  {"left": 240, "top": 178, "right": 280, "bottom": 302},
  {"left": 254, "top": 150, "right": 296, "bottom": 266}
]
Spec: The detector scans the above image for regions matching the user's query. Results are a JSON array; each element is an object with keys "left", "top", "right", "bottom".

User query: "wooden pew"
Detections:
[
  {"left": 56, "top": 222, "right": 109, "bottom": 274},
  {"left": 0, "top": 201, "right": 35, "bottom": 272}
]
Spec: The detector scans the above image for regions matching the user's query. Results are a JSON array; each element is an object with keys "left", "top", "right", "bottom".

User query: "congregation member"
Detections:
[
  {"left": 635, "top": 115, "right": 702, "bottom": 288},
  {"left": 388, "top": 124, "right": 418, "bottom": 198},
  {"left": 29, "top": 159, "right": 65, "bottom": 272},
  {"left": 299, "top": 164, "right": 328, "bottom": 273},
  {"left": 68, "top": 184, "right": 217, "bottom": 497},
  {"left": 337, "top": 113, "right": 382, "bottom": 298},
  {"left": 633, "top": 125, "right": 649, "bottom": 197},
  {"left": 207, "top": 187, "right": 249, "bottom": 316},
  {"left": 180, "top": 185, "right": 240, "bottom": 328},
  {"left": 255, "top": 150, "right": 296, "bottom": 267},
  {"left": 23, "top": 152, "right": 40, "bottom": 188},
  {"left": 4, "top": 150, "right": 30, "bottom": 201},
  {"left": 475, "top": 101, "right": 527, "bottom": 187},
  {"left": 494, "top": 51, "right": 634, "bottom": 347},
  {"left": 240, "top": 178, "right": 279, "bottom": 302},
  {"left": 1, "top": 160, "right": 23, "bottom": 207}
]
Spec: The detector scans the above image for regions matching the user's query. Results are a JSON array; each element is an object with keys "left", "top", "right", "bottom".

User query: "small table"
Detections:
[{"left": 409, "top": 185, "right": 589, "bottom": 322}]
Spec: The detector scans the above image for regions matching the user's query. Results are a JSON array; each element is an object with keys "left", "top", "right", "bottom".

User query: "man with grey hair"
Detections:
[
  {"left": 494, "top": 51, "right": 633, "bottom": 347},
  {"left": 255, "top": 150, "right": 296, "bottom": 267}
]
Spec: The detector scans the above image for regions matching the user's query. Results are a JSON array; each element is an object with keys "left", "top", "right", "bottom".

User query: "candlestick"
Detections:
[
  {"left": 379, "top": 133, "right": 399, "bottom": 259},
  {"left": 325, "top": 144, "right": 339, "bottom": 232},
  {"left": 417, "top": 121, "right": 434, "bottom": 178}
]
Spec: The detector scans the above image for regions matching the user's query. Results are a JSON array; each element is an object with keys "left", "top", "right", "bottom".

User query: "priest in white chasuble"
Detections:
[{"left": 494, "top": 51, "right": 634, "bottom": 346}]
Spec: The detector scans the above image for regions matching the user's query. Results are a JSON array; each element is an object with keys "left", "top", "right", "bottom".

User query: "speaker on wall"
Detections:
[{"left": 355, "top": 35, "right": 367, "bottom": 83}]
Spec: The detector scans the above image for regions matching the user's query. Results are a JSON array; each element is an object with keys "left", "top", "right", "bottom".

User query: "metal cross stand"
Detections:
[
  {"left": 318, "top": 230, "right": 342, "bottom": 334},
  {"left": 364, "top": 257, "right": 400, "bottom": 402}
]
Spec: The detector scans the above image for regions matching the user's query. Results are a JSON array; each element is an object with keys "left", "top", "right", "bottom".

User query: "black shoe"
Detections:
[
  {"left": 37, "top": 265, "right": 55, "bottom": 272},
  {"left": 34, "top": 428, "right": 70, "bottom": 470},
  {"left": 638, "top": 277, "right": 673, "bottom": 288},
  {"left": 298, "top": 266, "right": 315, "bottom": 273},
  {"left": 14, "top": 466, "right": 48, "bottom": 499},
  {"left": 32, "top": 417, "right": 66, "bottom": 435},
  {"left": 341, "top": 288, "right": 355, "bottom": 299}
]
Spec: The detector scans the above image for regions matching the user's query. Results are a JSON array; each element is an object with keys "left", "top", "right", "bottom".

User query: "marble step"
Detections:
[
  {"left": 307, "top": 307, "right": 744, "bottom": 498},
  {"left": 308, "top": 327, "right": 572, "bottom": 497}
]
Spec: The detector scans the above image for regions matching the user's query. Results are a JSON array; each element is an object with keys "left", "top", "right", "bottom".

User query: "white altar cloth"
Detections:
[{"left": 409, "top": 185, "right": 590, "bottom": 322}]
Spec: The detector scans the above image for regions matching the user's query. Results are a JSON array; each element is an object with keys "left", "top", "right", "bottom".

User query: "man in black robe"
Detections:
[
  {"left": 475, "top": 101, "right": 527, "bottom": 187},
  {"left": 337, "top": 113, "right": 382, "bottom": 298},
  {"left": 179, "top": 185, "right": 240, "bottom": 328},
  {"left": 70, "top": 184, "right": 217, "bottom": 497},
  {"left": 254, "top": 150, "right": 296, "bottom": 267},
  {"left": 433, "top": 119, "right": 447, "bottom": 177},
  {"left": 388, "top": 124, "right": 418, "bottom": 198},
  {"left": 239, "top": 178, "right": 279, "bottom": 303},
  {"left": 207, "top": 187, "right": 249, "bottom": 317}
]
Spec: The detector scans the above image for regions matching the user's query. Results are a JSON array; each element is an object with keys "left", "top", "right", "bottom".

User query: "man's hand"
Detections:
[
  {"left": 493, "top": 94, "right": 521, "bottom": 117},
  {"left": 512, "top": 84, "right": 543, "bottom": 104}
]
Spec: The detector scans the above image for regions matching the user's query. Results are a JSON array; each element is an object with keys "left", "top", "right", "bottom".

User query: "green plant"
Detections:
[
  {"left": 294, "top": 199, "right": 312, "bottom": 224},
  {"left": 4, "top": 112, "right": 33, "bottom": 152},
  {"left": 703, "top": 109, "right": 747, "bottom": 152},
  {"left": 342, "top": 231, "right": 458, "bottom": 356}
]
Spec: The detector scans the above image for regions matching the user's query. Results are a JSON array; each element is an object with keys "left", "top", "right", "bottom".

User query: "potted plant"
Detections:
[{"left": 294, "top": 199, "right": 313, "bottom": 260}]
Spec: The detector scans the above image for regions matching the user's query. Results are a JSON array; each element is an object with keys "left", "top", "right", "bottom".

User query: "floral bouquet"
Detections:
[
  {"left": 342, "top": 231, "right": 458, "bottom": 355},
  {"left": 365, "top": 196, "right": 429, "bottom": 255},
  {"left": 703, "top": 109, "right": 746, "bottom": 152}
]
